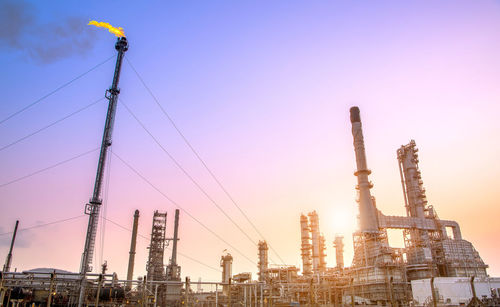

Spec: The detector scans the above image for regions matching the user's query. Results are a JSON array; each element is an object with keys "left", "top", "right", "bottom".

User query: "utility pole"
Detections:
[
  {"left": 78, "top": 36, "right": 128, "bottom": 307},
  {"left": 3, "top": 220, "right": 19, "bottom": 272}
]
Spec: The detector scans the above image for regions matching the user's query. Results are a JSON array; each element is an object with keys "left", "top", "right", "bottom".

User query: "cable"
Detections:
[
  {"left": 0, "top": 55, "right": 114, "bottom": 126},
  {"left": 125, "top": 58, "right": 285, "bottom": 264},
  {"left": 0, "top": 97, "right": 105, "bottom": 152},
  {"left": 119, "top": 99, "right": 259, "bottom": 249},
  {"left": 0, "top": 148, "right": 99, "bottom": 188},
  {"left": 98, "top": 148, "right": 113, "bottom": 270},
  {"left": 111, "top": 150, "right": 257, "bottom": 266},
  {"left": 103, "top": 217, "right": 221, "bottom": 273},
  {"left": 0, "top": 215, "right": 86, "bottom": 236}
]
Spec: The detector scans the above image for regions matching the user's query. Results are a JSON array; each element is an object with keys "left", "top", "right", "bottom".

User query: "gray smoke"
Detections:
[
  {"left": 0, "top": 0, "right": 97, "bottom": 64},
  {"left": 0, "top": 226, "right": 32, "bottom": 248}
]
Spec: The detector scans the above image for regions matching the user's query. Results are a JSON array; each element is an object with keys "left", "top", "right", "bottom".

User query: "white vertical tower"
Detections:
[
  {"left": 350, "top": 106, "right": 379, "bottom": 233},
  {"left": 300, "top": 214, "right": 312, "bottom": 276},
  {"left": 308, "top": 211, "right": 321, "bottom": 273}
]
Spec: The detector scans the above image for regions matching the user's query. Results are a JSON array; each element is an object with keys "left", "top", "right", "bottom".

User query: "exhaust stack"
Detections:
[
  {"left": 2, "top": 220, "right": 19, "bottom": 272},
  {"left": 126, "top": 210, "right": 140, "bottom": 290},
  {"left": 350, "top": 107, "right": 379, "bottom": 233}
]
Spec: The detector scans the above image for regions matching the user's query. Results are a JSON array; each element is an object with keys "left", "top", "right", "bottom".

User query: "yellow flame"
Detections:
[{"left": 88, "top": 20, "right": 125, "bottom": 37}]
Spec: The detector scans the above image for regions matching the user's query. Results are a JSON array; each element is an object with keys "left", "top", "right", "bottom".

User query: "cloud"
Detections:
[{"left": 0, "top": 0, "right": 97, "bottom": 64}]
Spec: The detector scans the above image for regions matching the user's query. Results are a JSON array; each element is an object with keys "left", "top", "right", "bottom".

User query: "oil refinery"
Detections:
[{"left": 1, "top": 36, "right": 499, "bottom": 307}]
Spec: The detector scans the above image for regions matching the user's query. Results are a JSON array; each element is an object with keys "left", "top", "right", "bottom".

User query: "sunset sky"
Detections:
[{"left": 1, "top": 0, "right": 499, "bottom": 283}]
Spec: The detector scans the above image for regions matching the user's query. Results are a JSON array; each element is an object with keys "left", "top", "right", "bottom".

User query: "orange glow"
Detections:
[
  {"left": 88, "top": 20, "right": 125, "bottom": 37},
  {"left": 330, "top": 207, "right": 357, "bottom": 234}
]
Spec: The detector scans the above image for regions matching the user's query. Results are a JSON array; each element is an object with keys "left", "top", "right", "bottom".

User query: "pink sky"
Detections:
[{"left": 0, "top": 1, "right": 499, "bottom": 282}]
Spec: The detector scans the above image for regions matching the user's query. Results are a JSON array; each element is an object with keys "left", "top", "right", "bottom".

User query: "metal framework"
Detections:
[{"left": 78, "top": 36, "right": 128, "bottom": 307}]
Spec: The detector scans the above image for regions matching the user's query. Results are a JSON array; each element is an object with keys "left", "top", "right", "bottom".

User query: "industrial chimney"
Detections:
[
  {"left": 167, "top": 209, "right": 181, "bottom": 281},
  {"left": 350, "top": 107, "right": 379, "bottom": 233},
  {"left": 2, "top": 220, "right": 19, "bottom": 272},
  {"left": 126, "top": 210, "right": 139, "bottom": 290}
]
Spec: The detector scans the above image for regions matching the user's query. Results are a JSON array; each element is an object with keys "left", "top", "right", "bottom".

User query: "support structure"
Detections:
[
  {"left": 126, "top": 210, "right": 140, "bottom": 290},
  {"left": 147, "top": 211, "right": 167, "bottom": 282},
  {"left": 257, "top": 241, "right": 269, "bottom": 282},
  {"left": 147, "top": 211, "right": 167, "bottom": 306},
  {"left": 78, "top": 36, "right": 128, "bottom": 307},
  {"left": 2, "top": 220, "right": 19, "bottom": 272}
]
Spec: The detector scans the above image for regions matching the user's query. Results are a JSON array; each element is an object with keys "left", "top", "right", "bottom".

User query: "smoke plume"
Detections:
[{"left": 0, "top": 0, "right": 97, "bottom": 64}]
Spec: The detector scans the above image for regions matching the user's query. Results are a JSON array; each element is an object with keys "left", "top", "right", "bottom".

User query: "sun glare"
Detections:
[{"left": 330, "top": 206, "right": 357, "bottom": 235}]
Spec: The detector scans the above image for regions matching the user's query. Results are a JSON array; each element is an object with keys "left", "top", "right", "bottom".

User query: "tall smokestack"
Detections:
[
  {"left": 166, "top": 209, "right": 181, "bottom": 281},
  {"left": 126, "top": 210, "right": 139, "bottom": 290},
  {"left": 3, "top": 220, "right": 19, "bottom": 272},
  {"left": 350, "top": 107, "right": 379, "bottom": 233},
  {"left": 171, "top": 209, "right": 180, "bottom": 266}
]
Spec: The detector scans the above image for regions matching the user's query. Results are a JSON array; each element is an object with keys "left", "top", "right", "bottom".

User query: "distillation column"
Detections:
[
  {"left": 126, "top": 210, "right": 139, "bottom": 290},
  {"left": 397, "top": 141, "right": 435, "bottom": 279},
  {"left": 308, "top": 211, "right": 321, "bottom": 273},
  {"left": 333, "top": 235, "right": 344, "bottom": 270},
  {"left": 221, "top": 253, "right": 233, "bottom": 295},
  {"left": 319, "top": 234, "right": 327, "bottom": 271},
  {"left": 300, "top": 214, "right": 312, "bottom": 276},
  {"left": 258, "top": 241, "right": 269, "bottom": 282}
]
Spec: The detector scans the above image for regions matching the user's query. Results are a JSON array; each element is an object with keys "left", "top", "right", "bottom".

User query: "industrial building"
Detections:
[{"left": 0, "top": 36, "right": 498, "bottom": 306}]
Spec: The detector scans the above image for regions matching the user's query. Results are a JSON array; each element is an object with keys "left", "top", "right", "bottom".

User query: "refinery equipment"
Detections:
[
  {"left": 257, "top": 241, "right": 269, "bottom": 282},
  {"left": 2, "top": 221, "right": 18, "bottom": 273},
  {"left": 301, "top": 211, "right": 328, "bottom": 275},
  {"left": 2, "top": 101, "right": 498, "bottom": 306},
  {"left": 77, "top": 36, "right": 128, "bottom": 307},
  {"left": 166, "top": 209, "right": 181, "bottom": 281},
  {"left": 146, "top": 211, "right": 167, "bottom": 282},
  {"left": 145, "top": 211, "right": 167, "bottom": 305},
  {"left": 126, "top": 210, "right": 140, "bottom": 291},
  {"left": 394, "top": 140, "right": 488, "bottom": 279},
  {"left": 166, "top": 209, "right": 182, "bottom": 304},
  {"left": 300, "top": 214, "right": 313, "bottom": 276},
  {"left": 220, "top": 253, "right": 233, "bottom": 296},
  {"left": 348, "top": 106, "right": 408, "bottom": 304},
  {"left": 334, "top": 235, "right": 344, "bottom": 270}
]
